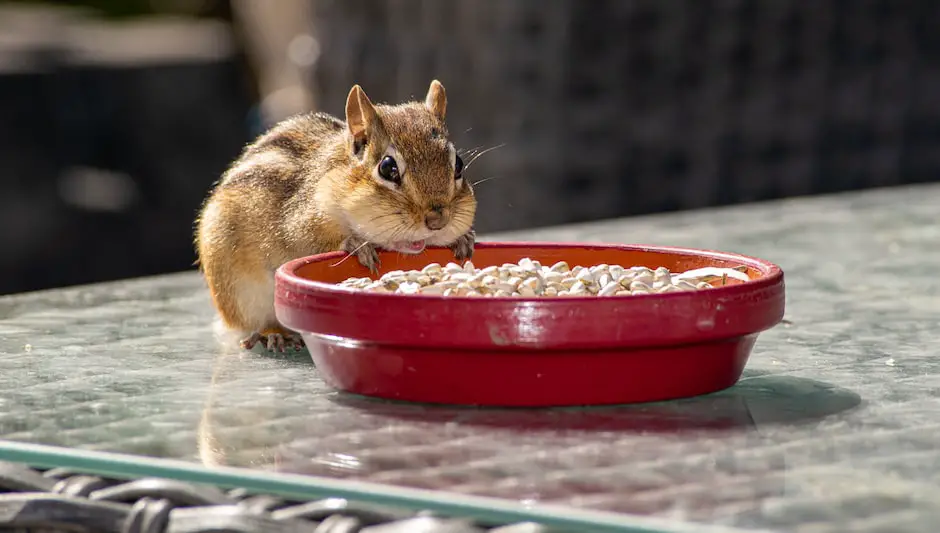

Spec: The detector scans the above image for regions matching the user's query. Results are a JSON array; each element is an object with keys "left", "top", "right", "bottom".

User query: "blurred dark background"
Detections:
[{"left": 1, "top": 0, "right": 938, "bottom": 295}]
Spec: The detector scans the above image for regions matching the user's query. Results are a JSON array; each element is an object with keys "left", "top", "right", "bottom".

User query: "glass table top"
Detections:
[{"left": 2, "top": 183, "right": 940, "bottom": 532}]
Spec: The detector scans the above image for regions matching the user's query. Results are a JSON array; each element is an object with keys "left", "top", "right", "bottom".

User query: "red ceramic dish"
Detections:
[{"left": 274, "top": 242, "right": 785, "bottom": 407}]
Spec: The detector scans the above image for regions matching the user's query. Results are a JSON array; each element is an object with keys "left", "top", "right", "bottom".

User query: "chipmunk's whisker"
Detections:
[
  {"left": 471, "top": 175, "right": 501, "bottom": 187},
  {"left": 380, "top": 224, "right": 415, "bottom": 248},
  {"left": 331, "top": 239, "right": 371, "bottom": 268},
  {"left": 466, "top": 143, "right": 506, "bottom": 169},
  {"left": 366, "top": 212, "right": 403, "bottom": 224},
  {"left": 458, "top": 145, "right": 485, "bottom": 156}
]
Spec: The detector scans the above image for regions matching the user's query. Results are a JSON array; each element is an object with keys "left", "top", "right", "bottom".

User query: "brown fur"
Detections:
[{"left": 194, "top": 80, "right": 476, "bottom": 346}]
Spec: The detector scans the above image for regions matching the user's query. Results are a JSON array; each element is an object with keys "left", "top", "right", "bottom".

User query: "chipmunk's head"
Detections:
[{"left": 337, "top": 80, "right": 476, "bottom": 255}]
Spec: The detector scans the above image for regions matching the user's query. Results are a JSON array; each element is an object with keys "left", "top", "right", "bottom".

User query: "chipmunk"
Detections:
[{"left": 195, "top": 80, "right": 477, "bottom": 352}]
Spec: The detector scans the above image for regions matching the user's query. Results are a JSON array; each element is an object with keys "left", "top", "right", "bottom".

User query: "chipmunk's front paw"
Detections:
[
  {"left": 450, "top": 229, "right": 476, "bottom": 261},
  {"left": 342, "top": 235, "right": 380, "bottom": 274}
]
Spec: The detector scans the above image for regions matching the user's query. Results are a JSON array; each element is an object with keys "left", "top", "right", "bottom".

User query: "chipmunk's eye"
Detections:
[
  {"left": 377, "top": 155, "right": 401, "bottom": 184},
  {"left": 454, "top": 154, "right": 464, "bottom": 181}
]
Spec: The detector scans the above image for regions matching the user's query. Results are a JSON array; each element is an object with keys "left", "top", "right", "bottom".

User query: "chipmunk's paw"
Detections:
[
  {"left": 262, "top": 332, "right": 304, "bottom": 352},
  {"left": 240, "top": 329, "right": 305, "bottom": 353},
  {"left": 450, "top": 229, "right": 476, "bottom": 261},
  {"left": 342, "top": 235, "right": 380, "bottom": 274}
]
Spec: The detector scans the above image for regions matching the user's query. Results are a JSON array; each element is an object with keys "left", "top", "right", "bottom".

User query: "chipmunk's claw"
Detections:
[
  {"left": 240, "top": 331, "right": 305, "bottom": 352},
  {"left": 279, "top": 333, "right": 305, "bottom": 351},
  {"left": 267, "top": 333, "right": 286, "bottom": 352},
  {"left": 239, "top": 332, "right": 263, "bottom": 350},
  {"left": 343, "top": 235, "right": 380, "bottom": 274},
  {"left": 450, "top": 229, "right": 475, "bottom": 261}
]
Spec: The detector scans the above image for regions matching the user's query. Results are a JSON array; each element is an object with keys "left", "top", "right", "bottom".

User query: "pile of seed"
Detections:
[{"left": 337, "top": 258, "right": 750, "bottom": 297}]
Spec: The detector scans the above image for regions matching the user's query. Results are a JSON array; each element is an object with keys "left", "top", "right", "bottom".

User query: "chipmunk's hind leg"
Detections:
[{"left": 228, "top": 273, "right": 304, "bottom": 353}]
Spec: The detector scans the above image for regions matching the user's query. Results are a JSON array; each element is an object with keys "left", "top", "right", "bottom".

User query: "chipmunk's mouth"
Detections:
[{"left": 389, "top": 239, "right": 426, "bottom": 254}]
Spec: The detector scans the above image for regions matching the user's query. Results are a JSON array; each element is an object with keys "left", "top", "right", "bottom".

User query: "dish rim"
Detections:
[{"left": 275, "top": 240, "right": 784, "bottom": 303}]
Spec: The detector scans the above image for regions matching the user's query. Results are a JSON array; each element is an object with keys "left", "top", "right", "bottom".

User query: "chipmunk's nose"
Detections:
[{"left": 424, "top": 206, "right": 446, "bottom": 230}]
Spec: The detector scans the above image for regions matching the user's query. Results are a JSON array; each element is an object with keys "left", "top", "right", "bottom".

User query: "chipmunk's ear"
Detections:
[
  {"left": 425, "top": 79, "right": 446, "bottom": 121},
  {"left": 345, "top": 84, "right": 379, "bottom": 151}
]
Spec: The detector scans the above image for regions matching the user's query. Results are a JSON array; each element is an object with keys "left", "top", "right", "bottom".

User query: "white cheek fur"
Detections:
[{"left": 372, "top": 144, "right": 406, "bottom": 190}]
